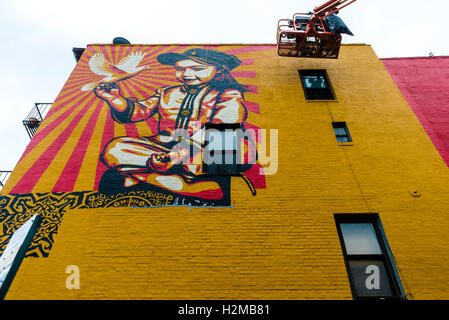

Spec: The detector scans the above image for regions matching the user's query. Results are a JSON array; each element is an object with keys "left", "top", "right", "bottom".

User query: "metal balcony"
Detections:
[
  {"left": 22, "top": 103, "right": 51, "bottom": 139},
  {"left": 0, "top": 171, "right": 11, "bottom": 191}
]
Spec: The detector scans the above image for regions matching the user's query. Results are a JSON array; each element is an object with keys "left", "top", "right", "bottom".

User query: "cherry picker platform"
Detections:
[{"left": 277, "top": 0, "right": 357, "bottom": 59}]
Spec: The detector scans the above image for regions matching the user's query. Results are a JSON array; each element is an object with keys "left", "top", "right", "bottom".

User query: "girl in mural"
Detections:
[{"left": 93, "top": 48, "right": 256, "bottom": 204}]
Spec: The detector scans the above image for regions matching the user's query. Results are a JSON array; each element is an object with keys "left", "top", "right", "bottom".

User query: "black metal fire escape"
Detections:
[
  {"left": 22, "top": 103, "right": 51, "bottom": 139},
  {"left": 0, "top": 171, "right": 11, "bottom": 191}
]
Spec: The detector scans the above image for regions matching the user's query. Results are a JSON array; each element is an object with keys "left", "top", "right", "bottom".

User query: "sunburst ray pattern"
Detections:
[{"left": 4, "top": 45, "right": 276, "bottom": 195}]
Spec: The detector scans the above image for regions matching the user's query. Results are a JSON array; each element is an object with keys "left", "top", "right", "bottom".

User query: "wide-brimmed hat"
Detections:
[{"left": 157, "top": 48, "right": 241, "bottom": 70}]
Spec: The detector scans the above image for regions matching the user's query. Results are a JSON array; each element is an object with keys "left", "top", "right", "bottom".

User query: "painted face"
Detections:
[{"left": 174, "top": 59, "right": 217, "bottom": 86}]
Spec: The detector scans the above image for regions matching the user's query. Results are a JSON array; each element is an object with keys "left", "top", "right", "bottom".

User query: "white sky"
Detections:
[{"left": 0, "top": 0, "right": 448, "bottom": 172}]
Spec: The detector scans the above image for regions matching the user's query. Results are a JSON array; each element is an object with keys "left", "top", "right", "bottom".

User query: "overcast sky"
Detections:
[{"left": 0, "top": 0, "right": 447, "bottom": 173}]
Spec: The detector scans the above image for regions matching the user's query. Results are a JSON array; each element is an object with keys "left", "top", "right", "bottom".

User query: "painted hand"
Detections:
[
  {"left": 147, "top": 150, "right": 186, "bottom": 173},
  {"left": 94, "top": 82, "right": 122, "bottom": 101},
  {"left": 147, "top": 153, "right": 175, "bottom": 172}
]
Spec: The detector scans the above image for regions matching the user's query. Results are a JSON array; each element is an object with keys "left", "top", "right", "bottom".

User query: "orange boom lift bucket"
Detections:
[{"left": 277, "top": 0, "right": 357, "bottom": 59}]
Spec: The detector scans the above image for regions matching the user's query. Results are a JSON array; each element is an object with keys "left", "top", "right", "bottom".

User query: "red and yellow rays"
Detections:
[{"left": 3, "top": 45, "right": 276, "bottom": 194}]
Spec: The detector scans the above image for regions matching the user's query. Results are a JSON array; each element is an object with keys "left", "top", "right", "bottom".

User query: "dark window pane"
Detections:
[
  {"left": 334, "top": 128, "right": 347, "bottom": 136},
  {"left": 303, "top": 76, "right": 327, "bottom": 89},
  {"left": 299, "top": 70, "right": 335, "bottom": 100},
  {"left": 205, "top": 164, "right": 239, "bottom": 175},
  {"left": 333, "top": 122, "right": 352, "bottom": 143},
  {"left": 205, "top": 128, "right": 238, "bottom": 152},
  {"left": 348, "top": 260, "right": 394, "bottom": 298},
  {"left": 223, "top": 150, "right": 237, "bottom": 165},
  {"left": 203, "top": 124, "right": 240, "bottom": 175},
  {"left": 306, "top": 89, "right": 335, "bottom": 100},
  {"left": 223, "top": 130, "right": 238, "bottom": 151},
  {"left": 336, "top": 136, "right": 350, "bottom": 143},
  {"left": 335, "top": 214, "right": 403, "bottom": 300},
  {"left": 205, "top": 129, "right": 223, "bottom": 151}
]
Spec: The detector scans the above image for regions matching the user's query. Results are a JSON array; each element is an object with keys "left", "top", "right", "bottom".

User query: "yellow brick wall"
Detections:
[{"left": 4, "top": 44, "right": 449, "bottom": 299}]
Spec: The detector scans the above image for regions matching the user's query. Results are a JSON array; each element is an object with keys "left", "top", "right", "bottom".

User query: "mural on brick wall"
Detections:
[
  {"left": 93, "top": 48, "right": 258, "bottom": 205},
  {"left": 0, "top": 45, "right": 273, "bottom": 257}
]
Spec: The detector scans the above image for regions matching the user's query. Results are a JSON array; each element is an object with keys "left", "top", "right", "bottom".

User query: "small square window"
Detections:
[
  {"left": 203, "top": 123, "right": 241, "bottom": 176},
  {"left": 332, "top": 122, "right": 352, "bottom": 143},
  {"left": 335, "top": 214, "right": 405, "bottom": 300},
  {"left": 299, "top": 70, "right": 335, "bottom": 100}
]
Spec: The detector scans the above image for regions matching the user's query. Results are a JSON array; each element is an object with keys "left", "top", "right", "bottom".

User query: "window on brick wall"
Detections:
[
  {"left": 332, "top": 122, "right": 352, "bottom": 143},
  {"left": 335, "top": 214, "right": 405, "bottom": 300},
  {"left": 203, "top": 123, "right": 241, "bottom": 176},
  {"left": 299, "top": 70, "right": 336, "bottom": 100}
]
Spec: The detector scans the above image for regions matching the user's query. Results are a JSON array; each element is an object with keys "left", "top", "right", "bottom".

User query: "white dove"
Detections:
[{"left": 81, "top": 51, "right": 150, "bottom": 91}]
